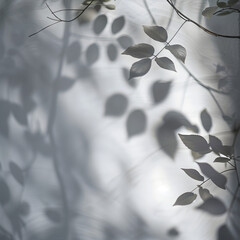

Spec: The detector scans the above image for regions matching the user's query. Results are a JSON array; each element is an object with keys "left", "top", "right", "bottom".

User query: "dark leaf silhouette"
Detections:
[
  {"left": 66, "top": 41, "right": 81, "bottom": 63},
  {"left": 209, "top": 135, "right": 223, "bottom": 155},
  {"left": 165, "top": 44, "right": 187, "bottom": 63},
  {"left": 104, "top": 94, "right": 128, "bottom": 117},
  {"left": 197, "top": 197, "right": 226, "bottom": 215},
  {"left": 173, "top": 192, "right": 197, "bottom": 206},
  {"left": 11, "top": 103, "right": 28, "bottom": 126},
  {"left": 143, "top": 25, "right": 168, "bottom": 42},
  {"left": 57, "top": 76, "right": 76, "bottom": 92},
  {"left": 45, "top": 208, "right": 62, "bottom": 223},
  {"left": 107, "top": 43, "right": 118, "bottom": 61},
  {"left": 179, "top": 134, "right": 211, "bottom": 154},
  {"left": 111, "top": 16, "right": 125, "bottom": 34},
  {"left": 181, "top": 168, "right": 204, "bottom": 181},
  {"left": 93, "top": 14, "right": 108, "bottom": 35},
  {"left": 122, "top": 43, "right": 154, "bottom": 58},
  {"left": 117, "top": 35, "right": 134, "bottom": 49},
  {"left": 151, "top": 81, "right": 172, "bottom": 104},
  {"left": 9, "top": 161, "right": 24, "bottom": 185},
  {"left": 156, "top": 124, "right": 177, "bottom": 158},
  {"left": 0, "top": 179, "right": 10, "bottom": 205},
  {"left": 122, "top": 67, "right": 137, "bottom": 87},
  {"left": 126, "top": 109, "right": 147, "bottom": 138},
  {"left": 129, "top": 58, "right": 151, "bottom": 79},
  {"left": 200, "top": 109, "right": 212, "bottom": 132},
  {"left": 199, "top": 187, "right": 213, "bottom": 201},
  {"left": 86, "top": 43, "right": 100, "bottom": 65},
  {"left": 218, "top": 225, "right": 235, "bottom": 240},
  {"left": 197, "top": 162, "right": 227, "bottom": 189},
  {"left": 155, "top": 57, "right": 176, "bottom": 72},
  {"left": 214, "top": 157, "right": 230, "bottom": 163}
]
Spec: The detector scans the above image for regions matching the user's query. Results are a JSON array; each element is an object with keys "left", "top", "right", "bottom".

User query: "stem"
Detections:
[
  {"left": 143, "top": 0, "right": 157, "bottom": 25},
  {"left": 166, "top": 0, "right": 240, "bottom": 39}
]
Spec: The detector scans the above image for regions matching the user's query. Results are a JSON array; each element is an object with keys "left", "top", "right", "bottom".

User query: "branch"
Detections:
[
  {"left": 166, "top": 0, "right": 240, "bottom": 39},
  {"left": 29, "top": 0, "right": 94, "bottom": 37}
]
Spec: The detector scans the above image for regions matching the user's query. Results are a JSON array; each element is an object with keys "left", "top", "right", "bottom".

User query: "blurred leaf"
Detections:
[
  {"left": 214, "top": 157, "right": 230, "bottom": 163},
  {"left": 18, "top": 201, "right": 30, "bottom": 216},
  {"left": 199, "top": 187, "right": 213, "bottom": 201},
  {"left": 200, "top": 109, "right": 212, "bottom": 132},
  {"left": 66, "top": 41, "right": 81, "bottom": 63},
  {"left": 111, "top": 16, "right": 125, "bottom": 34},
  {"left": 218, "top": 225, "right": 235, "bottom": 240},
  {"left": 202, "top": 6, "right": 218, "bottom": 17},
  {"left": 165, "top": 44, "right": 187, "bottom": 63},
  {"left": 57, "top": 76, "right": 76, "bottom": 92},
  {"left": 11, "top": 103, "right": 28, "bottom": 126},
  {"left": 104, "top": 94, "right": 128, "bottom": 117},
  {"left": 117, "top": 35, "right": 134, "bottom": 49},
  {"left": 155, "top": 57, "right": 176, "bottom": 72},
  {"left": 173, "top": 192, "right": 197, "bottom": 206},
  {"left": 156, "top": 124, "right": 177, "bottom": 159},
  {"left": 181, "top": 168, "right": 204, "bottom": 181},
  {"left": 122, "top": 67, "right": 137, "bottom": 87},
  {"left": 93, "top": 14, "right": 107, "bottom": 35},
  {"left": 228, "top": 0, "right": 239, "bottom": 6},
  {"left": 191, "top": 151, "right": 204, "bottom": 160},
  {"left": 0, "top": 178, "right": 10, "bottom": 205},
  {"left": 197, "top": 197, "right": 226, "bottom": 215},
  {"left": 107, "top": 43, "right": 118, "bottom": 61},
  {"left": 86, "top": 43, "right": 100, "bottom": 65},
  {"left": 126, "top": 109, "right": 147, "bottom": 138},
  {"left": 143, "top": 25, "right": 168, "bottom": 42},
  {"left": 104, "top": 4, "right": 115, "bottom": 10},
  {"left": 218, "top": 77, "right": 228, "bottom": 89},
  {"left": 151, "top": 81, "right": 172, "bottom": 104},
  {"left": 9, "top": 162, "right": 24, "bottom": 185},
  {"left": 179, "top": 134, "right": 211, "bottom": 154},
  {"left": 197, "top": 162, "right": 227, "bottom": 189},
  {"left": 167, "top": 227, "right": 179, "bottom": 237},
  {"left": 129, "top": 58, "right": 151, "bottom": 79},
  {"left": 122, "top": 43, "right": 154, "bottom": 58},
  {"left": 45, "top": 208, "right": 61, "bottom": 223}
]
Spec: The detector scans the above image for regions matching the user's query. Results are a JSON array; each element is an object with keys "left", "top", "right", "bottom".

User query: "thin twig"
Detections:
[
  {"left": 166, "top": 0, "right": 240, "bottom": 39},
  {"left": 143, "top": 0, "right": 157, "bottom": 25}
]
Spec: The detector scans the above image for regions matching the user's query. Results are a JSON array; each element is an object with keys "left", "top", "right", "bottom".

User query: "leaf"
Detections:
[
  {"left": 202, "top": 6, "right": 218, "bottom": 17},
  {"left": 200, "top": 109, "right": 212, "bottom": 132},
  {"left": 129, "top": 58, "right": 151, "bottom": 79},
  {"left": 9, "top": 162, "right": 24, "bottom": 185},
  {"left": 191, "top": 151, "right": 204, "bottom": 160},
  {"left": 228, "top": 0, "right": 239, "bottom": 6},
  {"left": 214, "top": 157, "right": 230, "bottom": 163},
  {"left": 199, "top": 187, "right": 213, "bottom": 201},
  {"left": 209, "top": 135, "right": 223, "bottom": 155},
  {"left": 86, "top": 43, "right": 100, "bottom": 65},
  {"left": 155, "top": 57, "right": 176, "bottom": 72},
  {"left": 156, "top": 124, "right": 177, "bottom": 159},
  {"left": 104, "top": 94, "right": 128, "bottom": 117},
  {"left": 197, "top": 162, "right": 227, "bottom": 189},
  {"left": 104, "top": 4, "right": 115, "bottom": 10},
  {"left": 45, "top": 208, "right": 61, "bottom": 223},
  {"left": 117, "top": 35, "right": 134, "bottom": 49},
  {"left": 143, "top": 25, "right": 168, "bottom": 42},
  {"left": 107, "top": 43, "right": 118, "bottom": 61},
  {"left": 0, "top": 178, "right": 10, "bottom": 205},
  {"left": 173, "top": 192, "right": 197, "bottom": 206},
  {"left": 111, "top": 16, "right": 125, "bottom": 34},
  {"left": 165, "top": 44, "right": 187, "bottom": 63},
  {"left": 122, "top": 43, "right": 154, "bottom": 58},
  {"left": 93, "top": 14, "right": 108, "bottom": 35},
  {"left": 126, "top": 109, "right": 147, "bottom": 138},
  {"left": 218, "top": 225, "right": 235, "bottom": 240},
  {"left": 167, "top": 227, "right": 179, "bottom": 237},
  {"left": 66, "top": 41, "right": 81, "bottom": 63},
  {"left": 122, "top": 67, "right": 137, "bottom": 88},
  {"left": 217, "top": 1, "right": 227, "bottom": 8},
  {"left": 11, "top": 103, "right": 28, "bottom": 126},
  {"left": 178, "top": 134, "right": 211, "bottom": 154},
  {"left": 57, "top": 76, "right": 76, "bottom": 92},
  {"left": 151, "top": 81, "right": 172, "bottom": 104},
  {"left": 181, "top": 168, "right": 204, "bottom": 181},
  {"left": 197, "top": 197, "right": 226, "bottom": 215}
]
